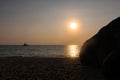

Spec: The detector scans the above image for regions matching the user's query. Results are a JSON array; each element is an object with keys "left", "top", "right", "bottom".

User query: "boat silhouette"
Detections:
[{"left": 23, "top": 43, "right": 29, "bottom": 46}]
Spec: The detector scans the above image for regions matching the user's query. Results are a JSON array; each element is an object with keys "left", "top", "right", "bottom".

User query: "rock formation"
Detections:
[{"left": 79, "top": 17, "right": 120, "bottom": 79}]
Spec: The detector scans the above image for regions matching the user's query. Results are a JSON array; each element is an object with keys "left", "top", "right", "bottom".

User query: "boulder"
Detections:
[{"left": 79, "top": 17, "right": 120, "bottom": 79}]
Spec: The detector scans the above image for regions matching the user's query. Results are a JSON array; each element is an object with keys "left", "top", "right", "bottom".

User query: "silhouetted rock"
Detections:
[{"left": 79, "top": 17, "right": 120, "bottom": 79}]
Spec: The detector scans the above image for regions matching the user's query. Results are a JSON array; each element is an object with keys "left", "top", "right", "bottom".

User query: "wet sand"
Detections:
[{"left": 0, "top": 57, "right": 105, "bottom": 80}]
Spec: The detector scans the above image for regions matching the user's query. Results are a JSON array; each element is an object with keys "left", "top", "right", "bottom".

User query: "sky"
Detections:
[{"left": 0, "top": 0, "right": 120, "bottom": 45}]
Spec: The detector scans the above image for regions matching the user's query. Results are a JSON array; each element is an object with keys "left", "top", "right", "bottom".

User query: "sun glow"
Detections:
[{"left": 70, "top": 23, "right": 77, "bottom": 29}]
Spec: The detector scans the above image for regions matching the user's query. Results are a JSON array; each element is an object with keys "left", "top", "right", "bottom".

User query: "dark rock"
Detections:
[
  {"left": 79, "top": 17, "right": 120, "bottom": 79},
  {"left": 103, "top": 49, "right": 120, "bottom": 80}
]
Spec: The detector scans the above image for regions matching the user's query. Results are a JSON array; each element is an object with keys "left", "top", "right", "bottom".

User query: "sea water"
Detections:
[{"left": 0, "top": 45, "right": 80, "bottom": 58}]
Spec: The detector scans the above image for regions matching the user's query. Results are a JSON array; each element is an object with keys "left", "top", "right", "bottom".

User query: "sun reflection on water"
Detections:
[{"left": 67, "top": 45, "right": 80, "bottom": 58}]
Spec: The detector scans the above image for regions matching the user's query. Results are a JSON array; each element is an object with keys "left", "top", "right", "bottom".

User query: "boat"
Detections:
[{"left": 23, "top": 43, "right": 29, "bottom": 46}]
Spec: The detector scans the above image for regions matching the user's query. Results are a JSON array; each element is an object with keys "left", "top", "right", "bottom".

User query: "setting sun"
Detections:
[{"left": 70, "top": 23, "right": 77, "bottom": 29}]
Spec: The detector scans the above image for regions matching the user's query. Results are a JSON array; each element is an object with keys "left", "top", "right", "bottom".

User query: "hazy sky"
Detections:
[{"left": 0, "top": 0, "right": 120, "bottom": 45}]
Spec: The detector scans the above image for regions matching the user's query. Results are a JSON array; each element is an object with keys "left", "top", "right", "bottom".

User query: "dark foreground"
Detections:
[{"left": 0, "top": 57, "right": 105, "bottom": 80}]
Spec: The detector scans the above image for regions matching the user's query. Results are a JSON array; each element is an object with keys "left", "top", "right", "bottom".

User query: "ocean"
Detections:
[{"left": 0, "top": 45, "right": 80, "bottom": 58}]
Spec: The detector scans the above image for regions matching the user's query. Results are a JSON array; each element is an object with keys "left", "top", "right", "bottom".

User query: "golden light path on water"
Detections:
[{"left": 67, "top": 45, "right": 80, "bottom": 58}]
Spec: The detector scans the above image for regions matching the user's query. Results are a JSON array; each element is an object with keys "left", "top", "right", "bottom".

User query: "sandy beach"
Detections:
[{"left": 0, "top": 57, "right": 105, "bottom": 80}]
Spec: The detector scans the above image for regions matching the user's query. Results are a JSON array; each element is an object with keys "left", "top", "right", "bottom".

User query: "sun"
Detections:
[{"left": 70, "top": 22, "right": 77, "bottom": 29}]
